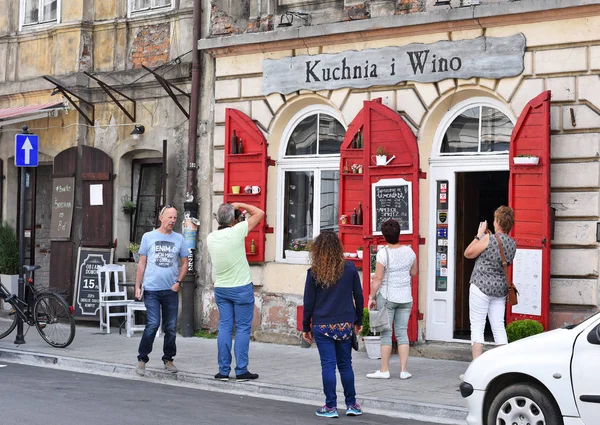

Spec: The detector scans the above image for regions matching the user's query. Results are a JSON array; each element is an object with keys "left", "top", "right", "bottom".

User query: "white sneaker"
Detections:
[
  {"left": 366, "top": 370, "right": 390, "bottom": 379},
  {"left": 400, "top": 371, "right": 412, "bottom": 380},
  {"left": 459, "top": 374, "right": 465, "bottom": 381}
]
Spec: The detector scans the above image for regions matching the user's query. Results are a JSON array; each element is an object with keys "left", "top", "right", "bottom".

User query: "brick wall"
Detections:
[{"left": 130, "top": 23, "right": 171, "bottom": 70}]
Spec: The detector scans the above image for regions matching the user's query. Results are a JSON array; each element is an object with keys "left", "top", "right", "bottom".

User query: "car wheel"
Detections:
[{"left": 487, "top": 383, "right": 563, "bottom": 425}]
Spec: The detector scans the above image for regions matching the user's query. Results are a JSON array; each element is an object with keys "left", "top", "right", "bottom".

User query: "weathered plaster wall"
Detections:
[{"left": 203, "top": 13, "right": 600, "bottom": 341}]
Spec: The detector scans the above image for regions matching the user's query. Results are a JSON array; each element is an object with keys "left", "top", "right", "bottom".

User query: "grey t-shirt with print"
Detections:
[{"left": 469, "top": 233, "right": 517, "bottom": 298}]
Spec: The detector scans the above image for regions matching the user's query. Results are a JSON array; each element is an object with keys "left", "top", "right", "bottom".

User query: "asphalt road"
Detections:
[{"left": 0, "top": 362, "right": 447, "bottom": 425}]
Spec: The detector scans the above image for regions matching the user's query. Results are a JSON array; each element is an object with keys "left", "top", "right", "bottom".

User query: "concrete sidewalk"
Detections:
[{"left": 0, "top": 324, "right": 468, "bottom": 424}]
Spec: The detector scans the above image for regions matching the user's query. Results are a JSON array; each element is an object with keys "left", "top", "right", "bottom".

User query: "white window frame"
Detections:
[
  {"left": 128, "top": 0, "right": 174, "bottom": 17},
  {"left": 431, "top": 97, "right": 515, "bottom": 160},
  {"left": 19, "top": 0, "right": 61, "bottom": 30},
  {"left": 275, "top": 105, "right": 346, "bottom": 264}
]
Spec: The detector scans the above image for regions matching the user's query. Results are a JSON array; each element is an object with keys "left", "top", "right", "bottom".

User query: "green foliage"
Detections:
[
  {"left": 194, "top": 329, "right": 217, "bottom": 339},
  {"left": 127, "top": 242, "right": 141, "bottom": 253},
  {"left": 375, "top": 146, "right": 387, "bottom": 156},
  {"left": 506, "top": 319, "right": 544, "bottom": 343},
  {"left": 360, "top": 307, "right": 379, "bottom": 337},
  {"left": 0, "top": 222, "right": 19, "bottom": 275}
]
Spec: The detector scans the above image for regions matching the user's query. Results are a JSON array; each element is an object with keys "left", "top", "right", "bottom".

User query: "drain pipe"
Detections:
[{"left": 181, "top": 0, "right": 202, "bottom": 338}]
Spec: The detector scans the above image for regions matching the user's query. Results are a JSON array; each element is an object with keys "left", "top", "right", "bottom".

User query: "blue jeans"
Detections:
[
  {"left": 313, "top": 329, "right": 357, "bottom": 409},
  {"left": 214, "top": 283, "right": 255, "bottom": 376},
  {"left": 137, "top": 290, "right": 178, "bottom": 363}
]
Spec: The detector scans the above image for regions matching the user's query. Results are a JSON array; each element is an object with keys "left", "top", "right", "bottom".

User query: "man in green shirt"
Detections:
[{"left": 207, "top": 202, "right": 264, "bottom": 381}]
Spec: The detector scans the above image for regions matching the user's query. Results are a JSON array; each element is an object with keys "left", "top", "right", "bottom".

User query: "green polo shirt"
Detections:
[{"left": 207, "top": 221, "right": 252, "bottom": 288}]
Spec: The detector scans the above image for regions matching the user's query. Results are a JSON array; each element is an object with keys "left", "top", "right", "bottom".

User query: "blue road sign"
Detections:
[{"left": 15, "top": 133, "right": 39, "bottom": 167}]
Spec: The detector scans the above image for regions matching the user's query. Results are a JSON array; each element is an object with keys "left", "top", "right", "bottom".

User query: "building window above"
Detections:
[
  {"left": 22, "top": 0, "right": 59, "bottom": 27},
  {"left": 131, "top": 0, "right": 172, "bottom": 14}
]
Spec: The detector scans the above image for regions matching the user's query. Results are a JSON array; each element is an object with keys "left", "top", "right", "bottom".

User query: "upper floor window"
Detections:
[
  {"left": 22, "top": 0, "right": 59, "bottom": 27},
  {"left": 131, "top": 0, "right": 172, "bottom": 14},
  {"left": 441, "top": 105, "right": 513, "bottom": 154}
]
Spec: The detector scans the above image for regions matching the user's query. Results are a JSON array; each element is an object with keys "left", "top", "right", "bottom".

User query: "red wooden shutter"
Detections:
[
  {"left": 224, "top": 109, "right": 269, "bottom": 262},
  {"left": 508, "top": 90, "right": 551, "bottom": 330},
  {"left": 339, "top": 99, "right": 421, "bottom": 342}
]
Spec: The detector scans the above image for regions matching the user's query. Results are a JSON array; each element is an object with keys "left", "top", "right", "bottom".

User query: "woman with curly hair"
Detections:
[{"left": 302, "top": 232, "right": 364, "bottom": 418}]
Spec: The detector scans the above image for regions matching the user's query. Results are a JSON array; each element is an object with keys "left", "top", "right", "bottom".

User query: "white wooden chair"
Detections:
[
  {"left": 126, "top": 286, "right": 160, "bottom": 338},
  {"left": 97, "top": 264, "right": 133, "bottom": 334}
]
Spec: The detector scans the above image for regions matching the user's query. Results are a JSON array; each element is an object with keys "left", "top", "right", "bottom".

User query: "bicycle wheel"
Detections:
[
  {"left": 33, "top": 293, "right": 75, "bottom": 348},
  {"left": 0, "top": 300, "right": 17, "bottom": 340}
]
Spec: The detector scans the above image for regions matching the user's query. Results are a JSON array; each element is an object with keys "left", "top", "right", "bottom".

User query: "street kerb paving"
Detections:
[{"left": 0, "top": 324, "right": 468, "bottom": 424}]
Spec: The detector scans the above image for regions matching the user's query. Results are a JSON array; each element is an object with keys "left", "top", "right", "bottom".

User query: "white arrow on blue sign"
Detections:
[{"left": 15, "top": 133, "right": 39, "bottom": 167}]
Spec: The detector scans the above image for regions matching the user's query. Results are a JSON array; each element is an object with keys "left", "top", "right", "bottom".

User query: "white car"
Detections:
[{"left": 460, "top": 312, "right": 600, "bottom": 425}]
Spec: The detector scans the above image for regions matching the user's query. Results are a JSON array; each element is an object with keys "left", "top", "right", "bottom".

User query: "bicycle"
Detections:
[{"left": 0, "top": 265, "right": 76, "bottom": 348}]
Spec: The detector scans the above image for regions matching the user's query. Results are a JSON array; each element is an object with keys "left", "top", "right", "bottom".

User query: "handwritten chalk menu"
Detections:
[
  {"left": 511, "top": 249, "right": 542, "bottom": 316},
  {"left": 50, "top": 177, "right": 75, "bottom": 239},
  {"left": 372, "top": 178, "right": 413, "bottom": 235},
  {"left": 73, "top": 247, "right": 113, "bottom": 318}
]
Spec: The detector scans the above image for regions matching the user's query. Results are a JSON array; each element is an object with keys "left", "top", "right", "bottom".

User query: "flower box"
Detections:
[
  {"left": 513, "top": 156, "right": 539, "bottom": 165},
  {"left": 284, "top": 250, "right": 310, "bottom": 262}
]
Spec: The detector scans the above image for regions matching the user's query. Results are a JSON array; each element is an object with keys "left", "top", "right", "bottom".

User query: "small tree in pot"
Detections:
[
  {"left": 0, "top": 222, "right": 20, "bottom": 306},
  {"left": 361, "top": 307, "right": 382, "bottom": 359}
]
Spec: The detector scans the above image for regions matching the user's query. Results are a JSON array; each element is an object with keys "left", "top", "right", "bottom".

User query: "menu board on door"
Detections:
[
  {"left": 50, "top": 177, "right": 75, "bottom": 239},
  {"left": 372, "top": 178, "right": 412, "bottom": 235},
  {"left": 511, "top": 248, "right": 542, "bottom": 316}
]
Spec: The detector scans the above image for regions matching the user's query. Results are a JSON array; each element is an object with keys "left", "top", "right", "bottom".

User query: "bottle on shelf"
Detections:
[
  {"left": 357, "top": 129, "right": 363, "bottom": 149},
  {"left": 250, "top": 239, "right": 256, "bottom": 254},
  {"left": 343, "top": 160, "right": 350, "bottom": 174},
  {"left": 351, "top": 208, "right": 357, "bottom": 225},
  {"left": 238, "top": 137, "right": 244, "bottom": 154},
  {"left": 231, "top": 130, "right": 238, "bottom": 154},
  {"left": 357, "top": 202, "right": 363, "bottom": 225}
]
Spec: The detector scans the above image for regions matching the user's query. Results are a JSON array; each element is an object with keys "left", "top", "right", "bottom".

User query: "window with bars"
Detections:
[
  {"left": 22, "top": 0, "right": 58, "bottom": 26},
  {"left": 132, "top": 162, "right": 164, "bottom": 244}
]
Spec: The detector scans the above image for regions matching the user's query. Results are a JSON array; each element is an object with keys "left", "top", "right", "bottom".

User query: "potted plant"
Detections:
[
  {"left": 0, "top": 222, "right": 20, "bottom": 309},
  {"left": 506, "top": 319, "right": 544, "bottom": 343},
  {"left": 284, "top": 239, "right": 311, "bottom": 262},
  {"left": 356, "top": 246, "right": 363, "bottom": 259},
  {"left": 361, "top": 307, "right": 381, "bottom": 359},
  {"left": 513, "top": 153, "right": 540, "bottom": 165},
  {"left": 121, "top": 196, "right": 137, "bottom": 215},
  {"left": 127, "top": 242, "right": 141, "bottom": 263}
]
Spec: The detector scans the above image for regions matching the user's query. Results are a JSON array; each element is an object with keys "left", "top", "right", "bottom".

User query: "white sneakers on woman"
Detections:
[
  {"left": 366, "top": 369, "right": 390, "bottom": 379},
  {"left": 400, "top": 371, "right": 412, "bottom": 380}
]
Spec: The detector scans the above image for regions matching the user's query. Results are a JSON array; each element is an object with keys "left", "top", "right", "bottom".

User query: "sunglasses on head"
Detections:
[{"left": 159, "top": 204, "right": 175, "bottom": 216}]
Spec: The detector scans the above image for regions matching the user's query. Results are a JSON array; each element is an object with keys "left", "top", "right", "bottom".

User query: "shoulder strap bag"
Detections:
[
  {"left": 369, "top": 247, "right": 391, "bottom": 333},
  {"left": 495, "top": 234, "right": 519, "bottom": 306}
]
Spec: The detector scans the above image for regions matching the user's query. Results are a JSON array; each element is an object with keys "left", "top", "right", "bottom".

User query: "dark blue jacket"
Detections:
[{"left": 302, "top": 261, "right": 364, "bottom": 332}]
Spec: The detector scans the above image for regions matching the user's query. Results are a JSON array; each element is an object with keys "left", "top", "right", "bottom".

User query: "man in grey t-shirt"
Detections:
[{"left": 135, "top": 205, "right": 188, "bottom": 377}]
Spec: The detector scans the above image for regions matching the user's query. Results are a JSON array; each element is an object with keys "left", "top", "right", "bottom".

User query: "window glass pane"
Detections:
[
  {"left": 286, "top": 115, "right": 317, "bottom": 156},
  {"left": 441, "top": 107, "right": 480, "bottom": 153},
  {"left": 24, "top": 0, "right": 39, "bottom": 24},
  {"left": 318, "top": 115, "right": 344, "bottom": 154},
  {"left": 153, "top": 0, "right": 170, "bottom": 6},
  {"left": 133, "top": 164, "right": 163, "bottom": 243},
  {"left": 320, "top": 170, "right": 339, "bottom": 233},
  {"left": 480, "top": 107, "right": 512, "bottom": 152},
  {"left": 283, "top": 171, "right": 314, "bottom": 257},
  {"left": 41, "top": 0, "right": 57, "bottom": 22},
  {"left": 133, "top": 0, "right": 151, "bottom": 11}
]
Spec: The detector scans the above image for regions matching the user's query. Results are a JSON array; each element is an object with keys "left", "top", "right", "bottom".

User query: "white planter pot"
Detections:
[
  {"left": 132, "top": 252, "right": 140, "bottom": 263},
  {"left": 513, "top": 156, "right": 539, "bottom": 165},
  {"left": 0, "top": 274, "right": 19, "bottom": 311},
  {"left": 356, "top": 250, "right": 364, "bottom": 259},
  {"left": 363, "top": 335, "right": 382, "bottom": 359},
  {"left": 285, "top": 250, "right": 310, "bottom": 263}
]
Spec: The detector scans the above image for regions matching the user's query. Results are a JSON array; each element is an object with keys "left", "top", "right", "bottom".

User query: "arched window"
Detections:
[
  {"left": 276, "top": 106, "right": 346, "bottom": 263},
  {"left": 440, "top": 104, "right": 513, "bottom": 154}
]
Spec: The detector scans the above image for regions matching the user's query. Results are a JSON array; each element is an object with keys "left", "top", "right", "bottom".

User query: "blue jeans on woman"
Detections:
[
  {"left": 214, "top": 283, "right": 255, "bottom": 376},
  {"left": 313, "top": 329, "right": 357, "bottom": 409},
  {"left": 138, "top": 289, "right": 178, "bottom": 363}
]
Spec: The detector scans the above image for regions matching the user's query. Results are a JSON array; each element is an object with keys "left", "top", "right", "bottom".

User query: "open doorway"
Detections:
[{"left": 453, "top": 171, "right": 509, "bottom": 340}]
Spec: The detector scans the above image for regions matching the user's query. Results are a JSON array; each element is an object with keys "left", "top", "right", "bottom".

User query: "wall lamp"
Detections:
[
  {"left": 130, "top": 124, "right": 145, "bottom": 141},
  {"left": 277, "top": 11, "right": 311, "bottom": 28}
]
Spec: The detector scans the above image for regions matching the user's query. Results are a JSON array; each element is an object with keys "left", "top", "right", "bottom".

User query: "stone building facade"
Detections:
[{"left": 197, "top": 0, "right": 600, "bottom": 344}]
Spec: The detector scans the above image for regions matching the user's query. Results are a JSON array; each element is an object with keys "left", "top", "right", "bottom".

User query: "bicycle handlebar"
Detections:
[{"left": 23, "top": 265, "right": 41, "bottom": 272}]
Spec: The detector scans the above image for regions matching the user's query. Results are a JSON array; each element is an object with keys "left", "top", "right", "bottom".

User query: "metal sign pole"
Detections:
[{"left": 14, "top": 165, "right": 26, "bottom": 345}]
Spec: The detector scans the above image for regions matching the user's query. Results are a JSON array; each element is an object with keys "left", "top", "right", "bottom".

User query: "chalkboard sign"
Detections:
[
  {"left": 50, "top": 177, "right": 75, "bottom": 239},
  {"left": 372, "top": 178, "right": 413, "bottom": 235},
  {"left": 73, "top": 247, "right": 114, "bottom": 318}
]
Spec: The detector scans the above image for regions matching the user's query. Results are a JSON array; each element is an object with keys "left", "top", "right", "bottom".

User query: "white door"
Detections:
[
  {"left": 426, "top": 158, "right": 509, "bottom": 341},
  {"left": 571, "top": 320, "right": 600, "bottom": 424}
]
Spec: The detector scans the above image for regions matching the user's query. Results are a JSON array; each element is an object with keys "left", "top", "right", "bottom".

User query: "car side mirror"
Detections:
[{"left": 587, "top": 324, "right": 600, "bottom": 345}]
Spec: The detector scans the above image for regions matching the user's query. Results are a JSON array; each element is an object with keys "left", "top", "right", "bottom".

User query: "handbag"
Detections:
[
  {"left": 351, "top": 330, "right": 359, "bottom": 351},
  {"left": 495, "top": 234, "right": 519, "bottom": 306},
  {"left": 369, "top": 247, "right": 391, "bottom": 333}
]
